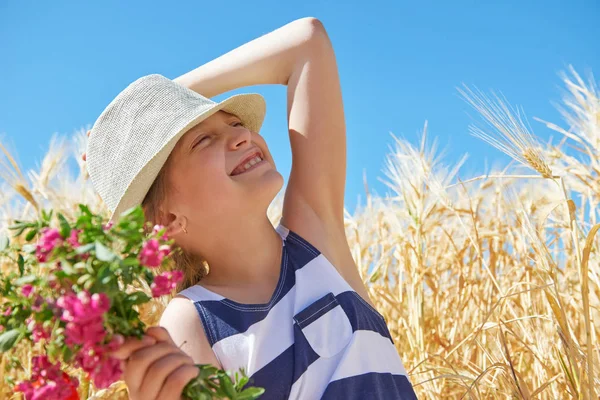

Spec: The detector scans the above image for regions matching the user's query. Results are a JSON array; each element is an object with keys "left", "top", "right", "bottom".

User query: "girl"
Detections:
[{"left": 86, "top": 17, "right": 417, "bottom": 400}]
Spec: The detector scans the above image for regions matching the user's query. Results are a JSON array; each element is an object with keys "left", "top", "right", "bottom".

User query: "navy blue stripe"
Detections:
[
  {"left": 291, "top": 323, "right": 320, "bottom": 383},
  {"left": 285, "top": 230, "right": 321, "bottom": 271},
  {"left": 321, "top": 373, "right": 418, "bottom": 400},
  {"left": 294, "top": 292, "right": 338, "bottom": 328},
  {"left": 336, "top": 291, "right": 393, "bottom": 342},
  {"left": 247, "top": 325, "right": 319, "bottom": 396},
  {"left": 245, "top": 345, "right": 294, "bottom": 400}
]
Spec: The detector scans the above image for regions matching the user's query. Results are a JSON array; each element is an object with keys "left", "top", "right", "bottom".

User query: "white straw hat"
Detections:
[{"left": 86, "top": 74, "right": 266, "bottom": 223}]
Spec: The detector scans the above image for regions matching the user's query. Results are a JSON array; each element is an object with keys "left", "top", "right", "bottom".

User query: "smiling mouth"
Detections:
[{"left": 230, "top": 154, "right": 266, "bottom": 176}]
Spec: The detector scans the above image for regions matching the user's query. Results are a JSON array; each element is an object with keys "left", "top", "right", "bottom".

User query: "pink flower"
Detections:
[
  {"left": 66, "top": 229, "right": 82, "bottom": 248},
  {"left": 35, "top": 228, "right": 63, "bottom": 263},
  {"left": 152, "top": 224, "right": 169, "bottom": 241},
  {"left": 15, "top": 356, "right": 79, "bottom": 400},
  {"left": 26, "top": 317, "right": 51, "bottom": 343},
  {"left": 58, "top": 291, "right": 110, "bottom": 323},
  {"left": 151, "top": 270, "right": 184, "bottom": 297},
  {"left": 103, "top": 221, "right": 114, "bottom": 231},
  {"left": 139, "top": 239, "right": 171, "bottom": 268},
  {"left": 0, "top": 325, "right": 4, "bottom": 333},
  {"left": 31, "top": 295, "right": 45, "bottom": 312},
  {"left": 75, "top": 341, "right": 123, "bottom": 389},
  {"left": 21, "top": 284, "right": 34, "bottom": 297},
  {"left": 57, "top": 291, "right": 110, "bottom": 346},
  {"left": 2, "top": 306, "right": 12, "bottom": 316},
  {"left": 89, "top": 355, "right": 123, "bottom": 389}
]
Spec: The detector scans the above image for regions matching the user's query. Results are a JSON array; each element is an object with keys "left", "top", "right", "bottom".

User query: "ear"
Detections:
[{"left": 164, "top": 213, "right": 187, "bottom": 237}]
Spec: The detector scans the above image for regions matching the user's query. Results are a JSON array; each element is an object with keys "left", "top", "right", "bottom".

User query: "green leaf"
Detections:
[
  {"left": 95, "top": 241, "right": 116, "bottom": 262},
  {"left": 17, "top": 254, "right": 24, "bottom": 277},
  {"left": 97, "top": 265, "right": 112, "bottom": 285},
  {"left": 57, "top": 213, "right": 72, "bottom": 239},
  {"left": 220, "top": 374, "right": 236, "bottom": 399},
  {"left": 10, "top": 224, "right": 28, "bottom": 237},
  {"left": 0, "top": 235, "right": 8, "bottom": 252},
  {"left": 24, "top": 229, "right": 37, "bottom": 242},
  {"left": 41, "top": 209, "right": 54, "bottom": 223},
  {"left": 0, "top": 329, "right": 22, "bottom": 352},
  {"left": 235, "top": 375, "right": 249, "bottom": 391},
  {"left": 236, "top": 387, "right": 265, "bottom": 400},
  {"left": 61, "top": 345, "right": 74, "bottom": 363},
  {"left": 125, "top": 292, "right": 151, "bottom": 306},
  {"left": 14, "top": 275, "right": 36, "bottom": 285},
  {"left": 78, "top": 204, "right": 92, "bottom": 216},
  {"left": 120, "top": 257, "right": 140, "bottom": 267}
]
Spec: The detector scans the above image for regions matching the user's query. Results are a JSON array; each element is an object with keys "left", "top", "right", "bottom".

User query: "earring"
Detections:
[{"left": 181, "top": 225, "right": 188, "bottom": 234}]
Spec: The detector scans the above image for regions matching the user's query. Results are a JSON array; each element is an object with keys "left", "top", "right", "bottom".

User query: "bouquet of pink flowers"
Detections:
[{"left": 0, "top": 205, "right": 263, "bottom": 400}]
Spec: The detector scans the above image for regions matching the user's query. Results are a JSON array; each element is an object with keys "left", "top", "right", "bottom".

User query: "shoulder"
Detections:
[{"left": 159, "top": 294, "right": 221, "bottom": 367}]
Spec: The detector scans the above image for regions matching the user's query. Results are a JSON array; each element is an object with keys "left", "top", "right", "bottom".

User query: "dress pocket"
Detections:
[{"left": 293, "top": 292, "right": 353, "bottom": 358}]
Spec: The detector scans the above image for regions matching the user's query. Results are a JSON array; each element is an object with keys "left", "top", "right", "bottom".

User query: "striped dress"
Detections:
[{"left": 178, "top": 223, "right": 417, "bottom": 399}]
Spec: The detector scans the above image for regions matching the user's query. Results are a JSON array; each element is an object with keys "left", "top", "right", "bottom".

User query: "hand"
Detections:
[
  {"left": 82, "top": 130, "right": 90, "bottom": 162},
  {"left": 109, "top": 326, "right": 199, "bottom": 400}
]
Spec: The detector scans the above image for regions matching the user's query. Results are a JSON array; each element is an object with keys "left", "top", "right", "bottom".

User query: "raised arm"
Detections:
[{"left": 174, "top": 17, "right": 346, "bottom": 236}]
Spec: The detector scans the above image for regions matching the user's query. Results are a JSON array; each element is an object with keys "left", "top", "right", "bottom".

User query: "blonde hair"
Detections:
[{"left": 141, "top": 157, "right": 208, "bottom": 292}]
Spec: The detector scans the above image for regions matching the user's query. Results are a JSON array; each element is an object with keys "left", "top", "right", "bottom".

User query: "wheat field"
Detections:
[{"left": 1, "top": 67, "right": 598, "bottom": 399}]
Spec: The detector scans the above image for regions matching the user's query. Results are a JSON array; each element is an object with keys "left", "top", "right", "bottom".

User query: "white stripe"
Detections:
[
  {"left": 289, "top": 330, "right": 408, "bottom": 399},
  {"left": 288, "top": 351, "right": 345, "bottom": 399},
  {"left": 275, "top": 223, "right": 290, "bottom": 239},
  {"left": 212, "top": 285, "right": 296, "bottom": 374},
  {"left": 293, "top": 254, "right": 350, "bottom": 314},
  {"left": 329, "top": 330, "right": 408, "bottom": 381},
  {"left": 178, "top": 284, "right": 225, "bottom": 302}
]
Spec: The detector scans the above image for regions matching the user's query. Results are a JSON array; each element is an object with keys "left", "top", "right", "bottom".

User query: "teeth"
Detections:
[{"left": 235, "top": 155, "right": 263, "bottom": 174}]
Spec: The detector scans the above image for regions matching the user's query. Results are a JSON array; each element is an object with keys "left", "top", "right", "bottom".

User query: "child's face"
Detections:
[{"left": 164, "top": 110, "right": 283, "bottom": 229}]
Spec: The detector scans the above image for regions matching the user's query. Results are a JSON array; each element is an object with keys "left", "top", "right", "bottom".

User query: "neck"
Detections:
[{"left": 196, "top": 214, "right": 283, "bottom": 287}]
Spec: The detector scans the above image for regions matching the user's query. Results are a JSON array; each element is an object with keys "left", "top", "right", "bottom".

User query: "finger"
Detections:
[
  {"left": 82, "top": 152, "right": 87, "bottom": 162},
  {"left": 145, "top": 326, "right": 175, "bottom": 345},
  {"left": 156, "top": 364, "right": 199, "bottom": 400},
  {"left": 109, "top": 335, "right": 156, "bottom": 360},
  {"left": 138, "top": 353, "right": 194, "bottom": 400},
  {"left": 124, "top": 341, "right": 179, "bottom": 393},
  {"left": 87, "top": 130, "right": 91, "bottom": 137}
]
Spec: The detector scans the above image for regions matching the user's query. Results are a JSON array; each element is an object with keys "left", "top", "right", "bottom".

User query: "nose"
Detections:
[{"left": 227, "top": 125, "right": 253, "bottom": 150}]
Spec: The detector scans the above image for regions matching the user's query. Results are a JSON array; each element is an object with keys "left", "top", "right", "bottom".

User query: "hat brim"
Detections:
[{"left": 109, "top": 92, "right": 266, "bottom": 223}]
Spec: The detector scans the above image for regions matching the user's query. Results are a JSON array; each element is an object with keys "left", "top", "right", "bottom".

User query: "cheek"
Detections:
[{"left": 188, "top": 155, "right": 234, "bottom": 198}]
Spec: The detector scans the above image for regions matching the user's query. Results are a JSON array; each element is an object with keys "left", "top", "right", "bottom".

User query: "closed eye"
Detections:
[{"left": 192, "top": 135, "right": 211, "bottom": 148}]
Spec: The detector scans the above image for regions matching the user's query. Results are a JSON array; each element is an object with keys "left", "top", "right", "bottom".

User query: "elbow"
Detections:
[
  {"left": 300, "top": 17, "right": 327, "bottom": 36},
  {"left": 293, "top": 17, "right": 332, "bottom": 49}
]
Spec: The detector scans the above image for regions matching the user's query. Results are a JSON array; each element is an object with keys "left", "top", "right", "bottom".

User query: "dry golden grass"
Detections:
[{"left": 1, "top": 67, "right": 598, "bottom": 399}]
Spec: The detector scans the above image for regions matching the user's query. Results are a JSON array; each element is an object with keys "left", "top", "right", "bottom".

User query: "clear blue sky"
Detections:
[{"left": 1, "top": 0, "right": 598, "bottom": 212}]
